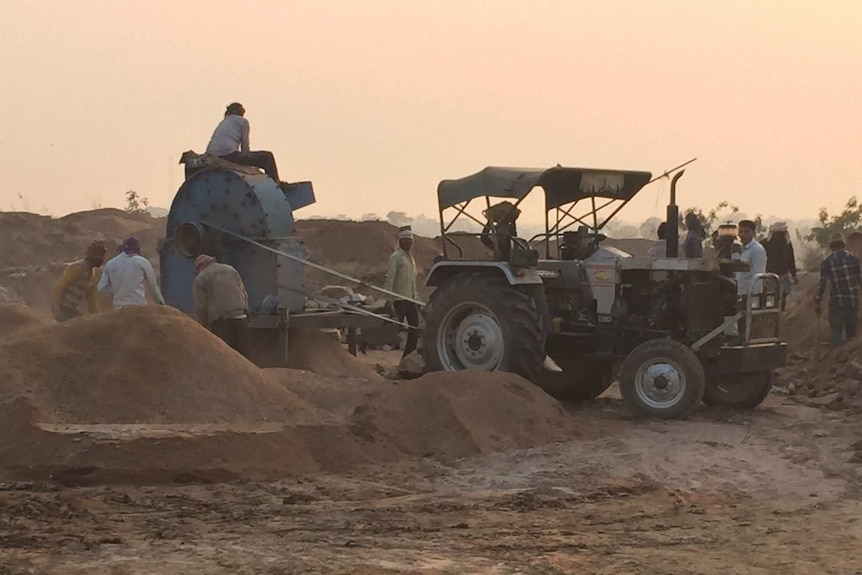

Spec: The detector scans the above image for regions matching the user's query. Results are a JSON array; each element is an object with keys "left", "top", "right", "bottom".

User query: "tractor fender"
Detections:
[{"left": 425, "top": 261, "right": 543, "bottom": 288}]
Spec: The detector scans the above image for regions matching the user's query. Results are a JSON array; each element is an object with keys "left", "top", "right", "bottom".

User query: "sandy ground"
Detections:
[{"left": 2, "top": 372, "right": 861, "bottom": 575}]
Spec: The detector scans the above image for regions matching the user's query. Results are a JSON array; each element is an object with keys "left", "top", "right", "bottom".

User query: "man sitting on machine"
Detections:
[{"left": 205, "top": 102, "right": 289, "bottom": 190}]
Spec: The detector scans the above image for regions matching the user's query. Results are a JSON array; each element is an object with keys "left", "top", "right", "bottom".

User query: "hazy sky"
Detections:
[{"left": 2, "top": 0, "right": 859, "bottom": 226}]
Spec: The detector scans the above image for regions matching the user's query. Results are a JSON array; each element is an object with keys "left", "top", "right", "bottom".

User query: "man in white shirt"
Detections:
[
  {"left": 205, "top": 102, "right": 282, "bottom": 184},
  {"left": 735, "top": 219, "right": 768, "bottom": 299},
  {"left": 98, "top": 237, "right": 166, "bottom": 308}
]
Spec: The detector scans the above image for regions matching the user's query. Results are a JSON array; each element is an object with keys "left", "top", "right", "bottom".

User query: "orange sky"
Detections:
[{"left": 2, "top": 0, "right": 860, "bottom": 224}]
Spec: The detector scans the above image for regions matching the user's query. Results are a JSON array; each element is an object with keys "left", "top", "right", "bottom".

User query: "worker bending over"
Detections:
[
  {"left": 205, "top": 102, "right": 285, "bottom": 187},
  {"left": 51, "top": 240, "right": 108, "bottom": 322},
  {"left": 193, "top": 254, "right": 251, "bottom": 358},
  {"left": 98, "top": 237, "right": 165, "bottom": 308},
  {"left": 384, "top": 226, "right": 420, "bottom": 359}
]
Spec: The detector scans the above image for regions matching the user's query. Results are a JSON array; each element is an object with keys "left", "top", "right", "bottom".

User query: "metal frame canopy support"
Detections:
[{"left": 435, "top": 165, "right": 655, "bottom": 259}]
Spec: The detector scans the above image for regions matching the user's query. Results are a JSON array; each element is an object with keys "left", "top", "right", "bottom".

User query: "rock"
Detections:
[
  {"left": 320, "top": 285, "right": 355, "bottom": 301},
  {"left": 840, "top": 379, "right": 860, "bottom": 399},
  {"left": 808, "top": 392, "right": 840, "bottom": 407},
  {"left": 397, "top": 351, "right": 426, "bottom": 378},
  {"left": 847, "top": 360, "right": 862, "bottom": 378}
]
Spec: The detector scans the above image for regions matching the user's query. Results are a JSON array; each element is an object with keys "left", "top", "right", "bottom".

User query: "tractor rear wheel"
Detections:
[
  {"left": 702, "top": 371, "right": 772, "bottom": 409},
  {"left": 619, "top": 339, "right": 705, "bottom": 419},
  {"left": 538, "top": 359, "right": 615, "bottom": 401},
  {"left": 421, "top": 273, "right": 545, "bottom": 382}
]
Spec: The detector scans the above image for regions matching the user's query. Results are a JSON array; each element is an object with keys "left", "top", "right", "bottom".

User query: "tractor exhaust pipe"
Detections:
[{"left": 665, "top": 170, "right": 685, "bottom": 258}]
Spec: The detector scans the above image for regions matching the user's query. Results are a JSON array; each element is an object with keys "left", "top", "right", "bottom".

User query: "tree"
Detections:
[
  {"left": 806, "top": 197, "right": 862, "bottom": 248},
  {"left": 637, "top": 217, "right": 663, "bottom": 239},
  {"left": 124, "top": 190, "right": 150, "bottom": 215},
  {"left": 386, "top": 211, "right": 413, "bottom": 227},
  {"left": 683, "top": 201, "right": 739, "bottom": 235}
]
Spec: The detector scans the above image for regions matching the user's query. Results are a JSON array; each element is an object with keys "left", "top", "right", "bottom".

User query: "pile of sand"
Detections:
[
  {"left": 0, "top": 305, "right": 309, "bottom": 424},
  {"left": 286, "top": 328, "right": 382, "bottom": 380},
  {"left": 0, "top": 305, "right": 576, "bottom": 484},
  {"left": 0, "top": 303, "right": 54, "bottom": 340},
  {"left": 777, "top": 340, "right": 862, "bottom": 411},
  {"left": 351, "top": 371, "right": 575, "bottom": 459},
  {"left": 780, "top": 283, "right": 830, "bottom": 354}
]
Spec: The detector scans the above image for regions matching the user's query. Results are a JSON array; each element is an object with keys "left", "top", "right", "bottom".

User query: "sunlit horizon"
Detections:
[{"left": 2, "top": 1, "right": 859, "bottom": 225}]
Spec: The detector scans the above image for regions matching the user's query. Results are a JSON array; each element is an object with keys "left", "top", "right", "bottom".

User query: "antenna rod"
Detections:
[{"left": 648, "top": 157, "right": 697, "bottom": 185}]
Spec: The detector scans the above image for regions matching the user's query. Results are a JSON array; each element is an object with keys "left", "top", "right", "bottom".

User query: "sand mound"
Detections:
[
  {"left": 0, "top": 332, "right": 574, "bottom": 484},
  {"left": 352, "top": 371, "right": 575, "bottom": 459},
  {"left": 778, "top": 339, "right": 862, "bottom": 412},
  {"left": 0, "top": 305, "right": 309, "bottom": 424},
  {"left": 781, "top": 283, "right": 829, "bottom": 354},
  {"left": 0, "top": 303, "right": 54, "bottom": 339},
  {"left": 286, "top": 328, "right": 382, "bottom": 380}
]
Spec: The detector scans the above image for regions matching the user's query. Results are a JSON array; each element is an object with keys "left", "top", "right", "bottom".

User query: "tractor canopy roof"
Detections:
[{"left": 437, "top": 166, "right": 653, "bottom": 211}]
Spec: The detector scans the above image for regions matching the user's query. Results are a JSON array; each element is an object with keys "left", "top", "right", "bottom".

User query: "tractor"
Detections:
[{"left": 420, "top": 165, "right": 787, "bottom": 419}]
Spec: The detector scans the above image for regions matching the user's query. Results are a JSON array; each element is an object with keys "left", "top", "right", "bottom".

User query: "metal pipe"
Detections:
[
  {"left": 202, "top": 222, "right": 426, "bottom": 307},
  {"left": 665, "top": 170, "right": 684, "bottom": 258},
  {"left": 239, "top": 268, "right": 409, "bottom": 329}
]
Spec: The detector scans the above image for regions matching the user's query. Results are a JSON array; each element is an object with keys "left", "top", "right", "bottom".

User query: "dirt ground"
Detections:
[{"left": 2, "top": 372, "right": 861, "bottom": 575}]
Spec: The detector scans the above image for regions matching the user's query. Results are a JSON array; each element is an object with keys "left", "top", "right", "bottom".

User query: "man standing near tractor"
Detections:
[
  {"left": 815, "top": 234, "right": 861, "bottom": 348},
  {"left": 735, "top": 220, "right": 767, "bottom": 303},
  {"left": 762, "top": 222, "right": 798, "bottom": 311},
  {"left": 384, "top": 226, "right": 420, "bottom": 359}
]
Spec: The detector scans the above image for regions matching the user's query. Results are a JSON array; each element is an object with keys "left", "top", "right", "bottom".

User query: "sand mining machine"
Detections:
[{"left": 159, "top": 154, "right": 417, "bottom": 366}]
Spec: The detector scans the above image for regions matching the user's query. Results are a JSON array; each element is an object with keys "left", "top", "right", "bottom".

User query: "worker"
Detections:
[
  {"left": 384, "top": 226, "right": 420, "bottom": 359},
  {"left": 51, "top": 240, "right": 108, "bottom": 322},
  {"left": 98, "top": 236, "right": 165, "bottom": 308},
  {"left": 762, "top": 222, "right": 798, "bottom": 311},
  {"left": 205, "top": 102, "right": 284, "bottom": 186},
  {"left": 814, "top": 234, "right": 861, "bottom": 348},
  {"left": 647, "top": 222, "right": 668, "bottom": 258},
  {"left": 193, "top": 254, "right": 251, "bottom": 358},
  {"left": 735, "top": 220, "right": 767, "bottom": 301},
  {"left": 682, "top": 212, "right": 705, "bottom": 258},
  {"left": 735, "top": 219, "right": 767, "bottom": 303}
]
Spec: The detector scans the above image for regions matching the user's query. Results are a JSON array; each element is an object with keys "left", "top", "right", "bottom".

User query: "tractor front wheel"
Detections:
[
  {"left": 619, "top": 339, "right": 705, "bottom": 419},
  {"left": 421, "top": 273, "right": 545, "bottom": 382},
  {"left": 702, "top": 371, "right": 772, "bottom": 409}
]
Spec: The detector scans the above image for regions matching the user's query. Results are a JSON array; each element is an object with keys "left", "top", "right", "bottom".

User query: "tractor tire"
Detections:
[
  {"left": 538, "top": 359, "right": 615, "bottom": 401},
  {"left": 619, "top": 339, "right": 705, "bottom": 419},
  {"left": 421, "top": 273, "right": 546, "bottom": 382},
  {"left": 702, "top": 371, "right": 772, "bottom": 409}
]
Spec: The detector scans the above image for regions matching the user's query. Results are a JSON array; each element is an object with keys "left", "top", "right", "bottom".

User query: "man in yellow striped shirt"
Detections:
[{"left": 51, "top": 241, "right": 108, "bottom": 322}]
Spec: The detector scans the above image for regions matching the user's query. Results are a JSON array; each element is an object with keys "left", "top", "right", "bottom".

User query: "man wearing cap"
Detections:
[
  {"left": 192, "top": 255, "right": 251, "bottom": 358},
  {"left": 762, "top": 221, "right": 798, "bottom": 311},
  {"left": 815, "top": 234, "right": 862, "bottom": 348},
  {"left": 51, "top": 240, "right": 108, "bottom": 322},
  {"left": 98, "top": 236, "right": 165, "bottom": 308},
  {"left": 384, "top": 226, "right": 420, "bottom": 359},
  {"left": 205, "top": 102, "right": 284, "bottom": 186}
]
